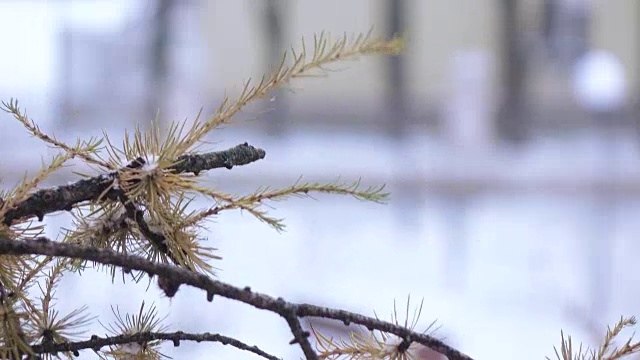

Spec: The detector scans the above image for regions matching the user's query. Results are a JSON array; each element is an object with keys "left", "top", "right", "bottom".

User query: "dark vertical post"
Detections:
[
  {"left": 497, "top": 0, "right": 527, "bottom": 142},
  {"left": 385, "top": 0, "right": 407, "bottom": 139},
  {"left": 542, "top": 0, "right": 556, "bottom": 43},
  {"left": 262, "top": 0, "right": 287, "bottom": 136},
  {"left": 59, "top": 28, "right": 73, "bottom": 129},
  {"left": 636, "top": 1, "right": 640, "bottom": 138},
  {"left": 148, "top": 0, "right": 173, "bottom": 130},
  {"left": 385, "top": 0, "right": 417, "bottom": 225}
]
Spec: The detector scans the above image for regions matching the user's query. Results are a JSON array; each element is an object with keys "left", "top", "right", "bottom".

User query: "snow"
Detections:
[
  {"left": 141, "top": 154, "right": 160, "bottom": 174},
  {"left": 111, "top": 176, "right": 120, "bottom": 190}
]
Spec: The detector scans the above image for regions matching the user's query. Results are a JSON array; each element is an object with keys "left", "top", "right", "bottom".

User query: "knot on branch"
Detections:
[{"left": 157, "top": 275, "right": 181, "bottom": 298}]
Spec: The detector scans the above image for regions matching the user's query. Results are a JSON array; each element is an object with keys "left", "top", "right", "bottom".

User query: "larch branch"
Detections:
[
  {"left": 2, "top": 143, "right": 265, "bottom": 226},
  {"left": 0, "top": 237, "right": 474, "bottom": 360},
  {"left": 30, "top": 331, "right": 280, "bottom": 360}
]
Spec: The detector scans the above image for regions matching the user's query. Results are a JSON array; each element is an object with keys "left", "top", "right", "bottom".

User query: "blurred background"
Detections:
[{"left": 1, "top": 0, "right": 640, "bottom": 359}]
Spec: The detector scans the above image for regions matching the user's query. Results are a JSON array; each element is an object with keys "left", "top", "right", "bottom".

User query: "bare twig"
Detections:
[
  {"left": 283, "top": 311, "right": 317, "bottom": 359},
  {"left": 0, "top": 237, "right": 474, "bottom": 360},
  {"left": 30, "top": 331, "right": 280, "bottom": 360},
  {"left": 172, "top": 142, "right": 266, "bottom": 174},
  {"left": 2, "top": 143, "right": 266, "bottom": 226}
]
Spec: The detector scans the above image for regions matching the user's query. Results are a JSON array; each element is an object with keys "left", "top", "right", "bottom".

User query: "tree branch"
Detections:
[
  {"left": 114, "top": 189, "right": 180, "bottom": 266},
  {"left": 283, "top": 311, "right": 317, "bottom": 360},
  {"left": 30, "top": 331, "right": 280, "bottom": 360},
  {"left": 2, "top": 143, "right": 266, "bottom": 226},
  {"left": 172, "top": 142, "right": 265, "bottom": 174},
  {"left": 0, "top": 237, "right": 474, "bottom": 360}
]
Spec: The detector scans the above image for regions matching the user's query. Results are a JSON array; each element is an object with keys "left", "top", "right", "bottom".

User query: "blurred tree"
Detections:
[{"left": 497, "top": 0, "right": 528, "bottom": 143}]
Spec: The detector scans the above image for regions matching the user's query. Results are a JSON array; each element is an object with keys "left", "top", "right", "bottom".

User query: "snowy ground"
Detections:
[{"left": 2, "top": 122, "right": 640, "bottom": 359}]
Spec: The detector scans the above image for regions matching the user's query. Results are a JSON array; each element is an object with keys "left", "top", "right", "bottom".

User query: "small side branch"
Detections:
[
  {"left": 283, "top": 312, "right": 317, "bottom": 360},
  {"left": 295, "top": 304, "right": 470, "bottom": 359},
  {"left": 30, "top": 331, "right": 280, "bottom": 360},
  {"left": 115, "top": 191, "right": 180, "bottom": 266},
  {"left": 0, "top": 237, "right": 474, "bottom": 360},
  {"left": 173, "top": 142, "right": 266, "bottom": 174},
  {"left": 2, "top": 143, "right": 266, "bottom": 226}
]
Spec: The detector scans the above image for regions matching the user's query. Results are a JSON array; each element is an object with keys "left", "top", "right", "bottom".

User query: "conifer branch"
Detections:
[
  {"left": 172, "top": 142, "right": 266, "bottom": 174},
  {"left": 0, "top": 236, "right": 474, "bottom": 360},
  {"left": 29, "top": 331, "right": 281, "bottom": 360},
  {"left": 175, "top": 31, "right": 404, "bottom": 151},
  {"left": 1, "top": 143, "right": 266, "bottom": 226},
  {"left": 1, "top": 98, "right": 110, "bottom": 169}
]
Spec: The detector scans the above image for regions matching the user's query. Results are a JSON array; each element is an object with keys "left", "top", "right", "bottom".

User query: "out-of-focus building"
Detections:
[
  {"left": 57, "top": 1, "right": 640, "bottom": 145},
  {"left": 199, "top": 1, "right": 639, "bottom": 138}
]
